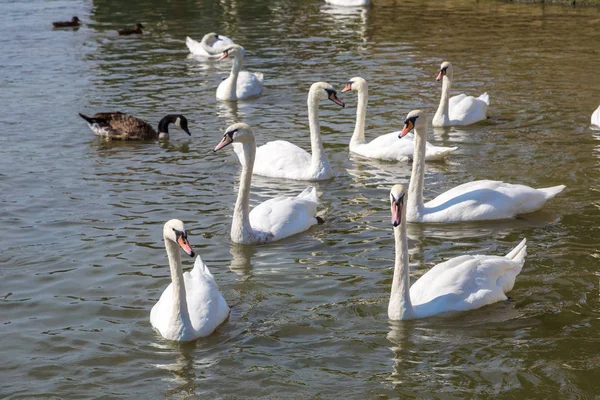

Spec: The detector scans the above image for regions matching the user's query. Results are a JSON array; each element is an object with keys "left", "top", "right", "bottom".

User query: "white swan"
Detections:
[
  {"left": 150, "top": 219, "right": 229, "bottom": 341},
  {"left": 214, "top": 123, "right": 322, "bottom": 245},
  {"left": 341, "top": 77, "right": 457, "bottom": 161},
  {"left": 247, "top": 82, "right": 345, "bottom": 181},
  {"left": 387, "top": 184, "right": 527, "bottom": 320},
  {"left": 186, "top": 32, "right": 235, "bottom": 57},
  {"left": 592, "top": 105, "right": 600, "bottom": 127},
  {"left": 325, "top": 0, "right": 370, "bottom": 6},
  {"left": 216, "top": 45, "right": 264, "bottom": 100},
  {"left": 400, "top": 109, "right": 566, "bottom": 223},
  {"left": 432, "top": 61, "right": 490, "bottom": 127}
]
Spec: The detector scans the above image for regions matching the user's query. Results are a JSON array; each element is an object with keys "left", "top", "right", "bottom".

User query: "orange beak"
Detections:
[
  {"left": 341, "top": 82, "right": 352, "bottom": 93},
  {"left": 177, "top": 235, "right": 195, "bottom": 257},
  {"left": 399, "top": 120, "right": 414, "bottom": 138},
  {"left": 214, "top": 134, "right": 233, "bottom": 151},
  {"left": 436, "top": 70, "right": 445, "bottom": 81},
  {"left": 218, "top": 51, "right": 229, "bottom": 61}
]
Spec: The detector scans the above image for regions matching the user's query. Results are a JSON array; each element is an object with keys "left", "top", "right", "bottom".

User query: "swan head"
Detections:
[
  {"left": 218, "top": 44, "right": 245, "bottom": 61},
  {"left": 163, "top": 219, "right": 195, "bottom": 257},
  {"left": 202, "top": 32, "right": 221, "bottom": 46},
  {"left": 309, "top": 82, "right": 345, "bottom": 108},
  {"left": 436, "top": 61, "right": 453, "bottom": 81},
  {"left": 390, "top": 185, "right": 407, "bottom": 227},
  {"left": 399, "top": 109, "right": 426, "bottom": 138},
  {"left": 341, "top": 77, "right": 367, "bottom": 94},
  {"left": 214, "top": 122, "right": 253, "bottom": 151}
]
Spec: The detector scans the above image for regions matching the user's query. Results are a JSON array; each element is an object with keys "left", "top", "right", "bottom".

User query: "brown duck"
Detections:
[
  {"left": 118, "top": 23, "right": 144, "bottom": 35},
  {"left": 53, "top": 16, "right": 81, "bottom": 28},
  {"left": 78, "top": 112, "right": 191, "bottom": 140}
]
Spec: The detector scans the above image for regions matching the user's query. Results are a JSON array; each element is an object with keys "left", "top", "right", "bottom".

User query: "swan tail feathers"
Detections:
[
  {"left": 297, "top": 186, "right": 319, "bottom": 203},
  {"left": 478, "top": 92, "right": 490, "bottom": 105},
  {"left": 253, "top": 72, "right": 264, "bottom": 83},
  {"left": 192, "top": 255, "right": 213, "bottom": 277},
  {"left": 538, "top": 185, "right": 566, "bottom": 200},
  {"left": 506, "top": 238, "right": 527, "bottom": 261}
]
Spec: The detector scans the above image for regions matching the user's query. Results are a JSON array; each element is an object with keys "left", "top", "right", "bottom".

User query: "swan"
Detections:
[
  {"left": 387, "top": 184, "right": 527, "bottom": 320},
  {"left": 150, "top": 219, "right": 229, "bottom": 341},
  {"left": 216, "top": 45, "right": 264, "bottom": 100},
  {"left": 432, "top": 61, "right": 490, "bottom": 127},
  {"left": 341, "top": 77, "right": 457, "bottom": 161},
  {"left": 78, "top": 112, "right": 191, "bottom": 140},
  {"left": 325, "top": 0, "right": 370, "bottom": 6},
  {"left": 399, "top": 109, "right": 566, "bottom": 223},
  {"left": 592, "top": 105, "right": 600, "bottom": 127},
  {"left": 214, "top": 123, "right": 322, "bottom": 245},
  {"left": 247, "top": 82, "right": 345, "bottom": 181},
  {"left": 186, "top": 33, "right": 235, "bottom": 57}
]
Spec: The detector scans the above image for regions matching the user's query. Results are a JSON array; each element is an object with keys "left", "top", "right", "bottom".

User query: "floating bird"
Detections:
[
  {"left": 52, "top": 16, "right": 81, "bottom": 28},
  {"left": 78, "top": 112, "right": 190, "bottom": 140},
  {"left": 216, "top": 45, "right": 264, "bottom": 100},
  {"left": 118, "top": 23, "right": 144, "bottom": 35},
  {"left": 186, "top": 33, "right": 235, "bottom": 57}
]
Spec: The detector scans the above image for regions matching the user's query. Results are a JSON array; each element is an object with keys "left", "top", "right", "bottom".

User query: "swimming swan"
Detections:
[
  {"left": 388, "top": 184, "right": 527, "bottom": 320},
  {"left": 150, "top": 219, "right": 229, "bottom": 341},
  {"left": 432, "top": 61, "right": 489, "bottom": 127},
  {"left": 341, "top": 77, "right": 457, "bottom": 161},
  {"left": 186, "top": 32, "right": 235, "bottom": 57},
  {"left": 249, "top": 82, "right": 345, "bottom": 181},
  {"left": 400, "top": 109, "right": 565, "bottom": 223},
  {"left": 214, "top": 123, "right": 322, "bottom": 244},
  {"left": 216, "top": 45, "right": 264, "bottom": 100}
]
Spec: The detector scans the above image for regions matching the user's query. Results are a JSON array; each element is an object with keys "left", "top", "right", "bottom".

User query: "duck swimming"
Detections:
[
  {"left": 52, "top": 16, "right": 81, "bottom": 28},
  {"left": 118, "top": 23, "right": 144, "bottom": 35}
]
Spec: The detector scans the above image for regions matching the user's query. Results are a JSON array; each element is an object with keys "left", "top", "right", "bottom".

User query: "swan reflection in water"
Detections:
[{"left": 229, "top": 243, "right": 255, "bottom": 277}]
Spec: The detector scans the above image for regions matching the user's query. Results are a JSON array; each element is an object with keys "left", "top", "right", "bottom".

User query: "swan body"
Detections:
[
  {"left": 150, "top": 220, "right": 229, "bottom": 341},
  {"left": 400, "top": 109, "right": 565, "bottom": 223},
  {"left": 214, "top": 123, "right": 321, "bottom": 245},
  {"left": 249, "top": 82, "right": 345, "bottom": 181},
  {"left": 592, "top": 105, "right": 600, "bottom": 127},
  {"left": 387, "top": 184, "right": 527, "bottom": 321},
  {"left": 432, "top": 61, "right": 489, "bottom": 127},
  {"left": 78, "top": 112, "right": 191, "bottom": 140},
  {"left": 216, "top": 45, "right": 263, "bottom": 100},
  {"left": 325, "top": 0, "right": 370, "bottom": 6},
  {"left": 186, "top": 33, "right": 234, "bottom": 57},
  {"left": 342, "top": 77, "right": 457, "bottom": 161}
]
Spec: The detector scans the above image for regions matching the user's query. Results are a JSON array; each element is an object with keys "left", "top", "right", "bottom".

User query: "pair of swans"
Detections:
[
  {"left": 387, "top": 184, "right": 527, "bottom": 320},
  {"left": 342, "top": 77, "right": 457, "bottom": 161},
  {"left": 151, "top": 219, "right": 229, "bottom": 341},
  {"left": 399, "top": 109, "right": 565, "bottom": 222}
]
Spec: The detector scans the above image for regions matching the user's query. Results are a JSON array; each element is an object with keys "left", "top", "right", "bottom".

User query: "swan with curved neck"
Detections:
[
  {"left": 216, "top": 45, "right": 264, "bottom": 100},
  {"left": 388, "top": 184, "right": 527, "bottom": 320},
  {"left": 186, "top": 32, "right": 235, "bottom": 57},
  {"left": 250, "top": 82, "right": 345, "bottom": 181},
  {"left": 341, "top": 77, "right": 457, "bottom": 161},
  {"left": 399, "top": 109, "right": 566, "bottom": 223},
  {"left": 214, "top": 123, "right": 322, "bottom": 244},
  {"left": 150, "top": 219, "right": 229, "bottom": 341},
  {"left": 432, "top": 61, "right": 490, "bottom": 127}
]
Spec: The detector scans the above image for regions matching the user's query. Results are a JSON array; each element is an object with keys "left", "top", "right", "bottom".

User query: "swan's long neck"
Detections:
[
  {"left": 407, "top": 124, "right": 426, "bottom": 219},
  {"left": 224, "top": 54, "right": 243, "bottom": 100},
  {"left": 231, "top": 138, "right": 255, "bottom": 243},
  {"left": 307, "top": 93, "right": 330, "bottom": 176},
  {"left": 165, "top": 238, "right": 191, "bottom": 330},
  {"left": 433, "top": 73, "right": 452, "bottom": 126},
  {"left": 350, "top": 86, "right": 368, "bottom": 147},
  {"left": 388, "top": 209, "right": 415, "bottom": 320}
]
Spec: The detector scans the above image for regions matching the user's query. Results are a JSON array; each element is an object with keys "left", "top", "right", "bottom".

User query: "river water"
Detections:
[{"left": 1, "top": 0, "right": 600, "bottom": 398}]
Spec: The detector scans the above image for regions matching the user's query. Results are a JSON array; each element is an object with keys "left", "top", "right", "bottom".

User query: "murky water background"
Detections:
[{"left": 1, "top": 0, "right": 600, "bottom": 397}]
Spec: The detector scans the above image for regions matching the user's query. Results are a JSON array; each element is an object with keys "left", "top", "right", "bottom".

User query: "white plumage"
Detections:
[
  {"left": 186, "top": 33, "right": 235, "bottom": 57},
  {"left": 592, "top": 105, "right": 600, "bottom": 127},
  {"left": 216, "top": 45, "right": 263, "bottom": 100}
]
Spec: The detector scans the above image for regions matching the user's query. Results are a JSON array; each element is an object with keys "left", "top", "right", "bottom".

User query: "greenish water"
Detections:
[{"left": 1, "top": 0, "right": 600, "bottom": 398}]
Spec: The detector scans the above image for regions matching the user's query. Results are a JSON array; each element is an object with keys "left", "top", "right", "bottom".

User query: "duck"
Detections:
[
  {"left": 213, "top": 123, "right": 322, "bottom": 245},
  {"left": 432, "top": 61, "right": 490, "bottom": 127},
  {"left": 52, "top": 16, "right": 81, "bottom": 28},
  {"left": 592, "top": 105, "right": 600, "bottom": 127},
  {"left": 245, "top": 82, "right": 344, "bottom": 181},
  {"left": 387, "top": 184, "right": 527, "bottom": 320},
  {"left": 150, "top": 219, "right": 229, "bottom": 341},
  {"left": 341, "top": 77, "right": 457, "bottom": 161},
  {"left": 216, "top": 45, "right": 264, "bottom": 100},
  {"left": 186, "top": 33, "right": 235, "bottom": 57},
  {"left": 399, "top": 109, "right": 565, "bottom": 223},
  {"left": 324, "top": 0, "right": 370, "bottom": 6},
  {"left": 117, "top": 23, "right": 144, "bottom": 35},
  {"left": 78, "top": 112, "right": 191, "bottom": 140}
]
